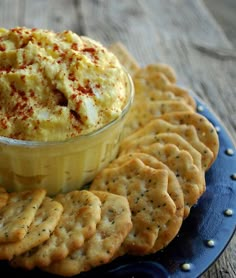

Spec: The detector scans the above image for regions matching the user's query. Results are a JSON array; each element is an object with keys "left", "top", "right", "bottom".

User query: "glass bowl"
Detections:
[{"left": 0, "top": 71, "right": 134, "bottom": 196}]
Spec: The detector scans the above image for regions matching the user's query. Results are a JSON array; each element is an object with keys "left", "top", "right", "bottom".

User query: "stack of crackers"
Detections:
[
  {"left": 0, "top": 42, "right": 219, "bottom": 276},
  {"left": 92, "top": 42, "right": 219, "bottom": 253},
  {"left": 0, "top": 187, "right": 132, "bottom": 276}
]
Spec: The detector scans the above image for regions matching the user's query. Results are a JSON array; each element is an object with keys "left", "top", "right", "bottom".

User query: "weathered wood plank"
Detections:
[
  {"left": 79, "top": 0, "right": 236, "bottom": 143},
  {"left": 79, "top": 0, "right": 233, "bottom": 47},
  {"left": 0, "top": 1, "right": 235, "bottom": 277},
  {"left": 153, "top": 38, "right": 236, "bottom": 143},
  {"left": 204, "top": 0, "right": 236, "bottom": 47},
  {"left": 23, "top": 0, "right": 79, "bottom": 32},
  {"left": 0, "top": 0, "right": 79, "bottom": 32},
  {"left": 0, "top": 0, "right": 24, "bottom": 27}
]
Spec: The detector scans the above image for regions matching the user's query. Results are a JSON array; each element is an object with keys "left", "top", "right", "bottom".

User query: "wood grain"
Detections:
[
  {"left": 204, "top": 0, "right": 236, "bottom": 47},
  {"left": 0, "top": 0, "right": 235, "bottom": 277}
]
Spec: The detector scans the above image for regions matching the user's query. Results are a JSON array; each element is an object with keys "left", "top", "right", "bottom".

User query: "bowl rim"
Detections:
[{"left": 0, "top": 71, "right": 134, "bottom": 147}]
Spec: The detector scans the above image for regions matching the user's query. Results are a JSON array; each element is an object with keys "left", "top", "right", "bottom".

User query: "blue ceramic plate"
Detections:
[{"left": 1, "top": 96, "right": 235, "bottom": 278}]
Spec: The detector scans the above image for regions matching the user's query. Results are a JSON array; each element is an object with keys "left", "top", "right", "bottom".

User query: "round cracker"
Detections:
[
  {"left": 12, "top": 190, "right": 102, "bottom": 269},
  {"left": 42, "top": 191, "right": 132, "bottom": 277},
  {"left": 120, "top": 132, "right": 205, "bottom": 195},
  {"left": 132, "top": 143, "right": 202, "bottom": 218},
  {"left": 124, "top": 100, "right": 193, "bottom": 137},
  {"left": 0, "top": 197, "right": 63, "bottom": 260},
  {"left": 0, "top": 189, "right": 46, "bottom": 243},
  {"left": 110, "top": 152, "right": 184, "bottom": 253},
  {"left": 133, "top": 69, "right": 196, "bottom": 109},
  {"left": 91, "top": 158, "right": 176, "bottom": 255},
  {"left": 120, "top": 118, "right": 214, "bottom": 171},
  {"left": 160, "top": 111, "right": 219, "bottom": 166}
]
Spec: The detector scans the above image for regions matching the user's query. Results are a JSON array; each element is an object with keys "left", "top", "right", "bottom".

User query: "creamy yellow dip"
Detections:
[{"left": 0, "top": 27, "right": 127, "bottom": 141}]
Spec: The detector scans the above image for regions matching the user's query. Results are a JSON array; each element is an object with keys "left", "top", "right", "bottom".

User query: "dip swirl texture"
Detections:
[{"left": 0, "top": 27, "right": 127, "bottom": 141}]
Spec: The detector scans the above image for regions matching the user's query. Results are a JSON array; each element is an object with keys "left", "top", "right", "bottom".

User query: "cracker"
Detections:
[
  {"left": 125, "top": 143, "right": 202, "bottom": 218},
  {"left": 134, "top": 71, "right": 169, "bottom": 93},
  {"left": 108, "top": 42, "right": 140, "bottom": 75},
  {"left": 0, "top": 189, "right": 46, "bottom": 243},
  {"left": 12, "top": 190, "right": 102, "bottom": 269},
  {"left": 144, "top": 64, "right": 177, "bottom": 83},
  {"left": 145, "top": 133, "right": 205, "bottom": 194},
  {"left": 0, "top": 187, "right": 9, "bottom": 210},
  {"left": 120, "top": 118, "right": 214, "bottom": 171},
  {"left": 132, "top": 63, "right": 177, "bottom": 84},
  {"left": 42, "top": 191, "right": 132, "bottom": 277},
  {"left": 90, "top": 158, "right": 176, "bottom": 255},
  {"left": 133, "top": 80, "right": 193, "bottom": 112},
  {"left": 135, "top": 88, "right": 186, "bottom": 102},
  {"left": 0, "top": 197, "right": 63, "bottom": 260},
  {"left": 160, "top": 111, "right": 219, "bottom": 165},
  {"left": 165, "top": 84, "right": 196, "bottom": 109},
  {"left": 110, "top": 152, "right": 184, "bottom": 253},
  {"left": 120, "top": 132, "right": 205, "bottom": 195},
  {"left": 124, "top": 100, "right": 193, "bottom": 136},
  {"left": 133, "top": 70, "right": 196, "bottom": 109}
]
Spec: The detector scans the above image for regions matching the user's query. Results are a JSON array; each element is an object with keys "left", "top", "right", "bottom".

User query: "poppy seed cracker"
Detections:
[
  {"left": 42, "top": 191, "right": 132, "bottom": 276},
  {"left": 120, "top": 132, "right": 205, "bottom": 195},
  {"left": 1, "top": 197, "right": 63, "bottom": 260},
  {"left": 136, "top": 143, "right": 202, "bottom": 218},
  {"left": 124, "top": 100, "right": 193, "bottom": 136},
  {"left": 12, "top": 190, "right": 102, "bottom": 269},
  {"left": 109, "top": 152, "right": 184, "bottom": 253},
  {"left": 133, "top": 68, "right": 195, "bottom": 109},
  {"left": 0, "top": 188, "right": 46, "bottom": 243},
  {"left": 160, "top": 111, "right": 219, "bottom": 166},
  {"left": 91, "top": 158, "right": 176, "bottom": 255},
  {"left": 139, "top": 64, "right": 177, "bottom": 84}
]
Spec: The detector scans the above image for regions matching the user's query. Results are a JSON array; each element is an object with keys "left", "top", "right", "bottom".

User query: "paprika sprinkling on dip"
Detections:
[{"left": 0, "top": 27, "right": 134, "bottom": 195}]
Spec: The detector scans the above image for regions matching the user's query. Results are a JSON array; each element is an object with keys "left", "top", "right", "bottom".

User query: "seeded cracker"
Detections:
[
  {"left": 120, "top": 132, "right": 205, "bottom": 195},
  {"left": 0, "top": 187, "right": 9, "bottom": 210},
  {"left": 139, "top": 64, "right": 177, "bottom": 83},
  {"left": 0, "top": 189, "right": 46, "bottom": 243},
  {"left": 42, "top": 191, "right": 132, "bottom": 277},
  {"left": 91, "top": 158, "right": 176, "bottom": 255},
  {"left": 12, "top": 190, "right": 101, "bottom": 269},
  {"left": 160, "top": 111, "right": 219, "bottom": 165},
  {"left": 124, "top": 100, "right": 193, "bottom": 136},
  {"left": 129, "top": 143, "right": 202, "bottom": 218},
  {"left": 133, "top": 68, "right": 196, "bottom": 109},
  {"left": 109, "top": 153, "right": 184, "bottom": 253},
  {"left": 138, "top": 90, "right": 187, "bottom": 104},
  {"left": 0, "top": 197, "right": 63, "bottom": 260},
  {"left": 120, "top": 118, "right": 214, "bottom": 171}
]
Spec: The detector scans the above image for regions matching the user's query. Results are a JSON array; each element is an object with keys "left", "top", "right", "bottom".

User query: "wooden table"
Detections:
[{"left": 0, "top": 1, "right": 235, "bottom": 277}]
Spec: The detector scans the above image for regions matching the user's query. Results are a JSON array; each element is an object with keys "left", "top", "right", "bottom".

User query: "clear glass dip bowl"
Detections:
[{"left": 0, "top": 72, "right": 134, "bottom": 196}]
